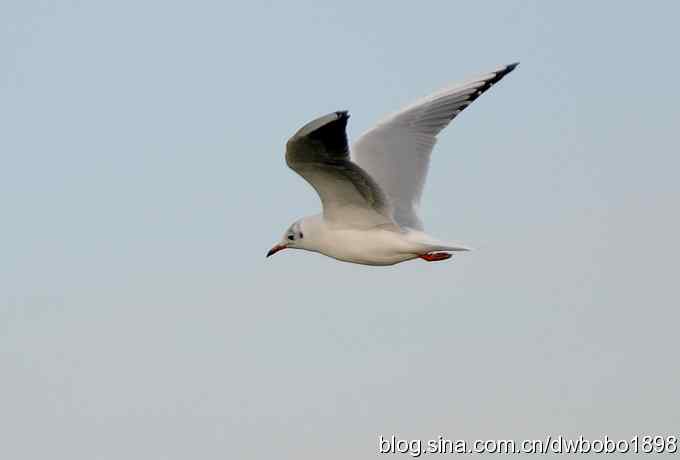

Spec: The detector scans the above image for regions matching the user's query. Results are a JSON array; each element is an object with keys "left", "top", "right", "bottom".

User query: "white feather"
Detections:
[{"left": 351, "top": 63, "right": 518, "bottom": 230}]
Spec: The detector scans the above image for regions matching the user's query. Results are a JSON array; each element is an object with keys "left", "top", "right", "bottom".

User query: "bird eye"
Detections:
[{"left": 287, "top": 235, "right": 294, "bottom": 241}]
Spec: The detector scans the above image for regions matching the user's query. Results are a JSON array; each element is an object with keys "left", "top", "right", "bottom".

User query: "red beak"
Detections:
[{"left": 266, "top": 244, "right": 287, "bottom": 258}]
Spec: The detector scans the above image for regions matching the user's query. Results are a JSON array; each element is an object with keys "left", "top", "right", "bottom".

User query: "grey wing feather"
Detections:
[{"left": 285, "top": 111, "right": 394, "bottom": 228}]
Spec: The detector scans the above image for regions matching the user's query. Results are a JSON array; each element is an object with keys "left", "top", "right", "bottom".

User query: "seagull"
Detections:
[{"left": 267, "top": 63, "right": 518, "bottom": 266}]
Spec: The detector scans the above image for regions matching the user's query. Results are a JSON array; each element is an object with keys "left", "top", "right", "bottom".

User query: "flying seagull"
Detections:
[{"left": 267, "top": 63, "right": 518, "bottom": 266}]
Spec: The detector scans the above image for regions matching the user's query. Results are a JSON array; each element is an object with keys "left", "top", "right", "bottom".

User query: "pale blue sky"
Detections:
[{"left": 2, "top": 1, "right": 679, "bottom": 459}]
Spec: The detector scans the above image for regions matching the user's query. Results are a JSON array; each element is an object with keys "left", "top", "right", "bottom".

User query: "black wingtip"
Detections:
[
  {"left": 449, "top": 62, "right": 518, "bottom": 112},
  {"left": 496, "top": 62, "right": 519, "bottom": 81},
  {"left": 483, "top": 62, "right": 519, "bottom": 88},
  {"left": 306, "top": 111, "right": 350, "bottom": 156}
]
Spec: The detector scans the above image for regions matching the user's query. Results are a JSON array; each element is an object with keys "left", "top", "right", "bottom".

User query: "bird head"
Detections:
[{"left": 266, "top": 220, "right": 306, "bottom": 258}]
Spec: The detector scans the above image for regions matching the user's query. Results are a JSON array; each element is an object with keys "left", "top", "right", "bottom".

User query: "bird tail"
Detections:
[
  {"left": 406, "top": 230, "right": 472, "bottom": 252},
  {"left": 428, "top": 242, "right": 472, "bottom": 252}
]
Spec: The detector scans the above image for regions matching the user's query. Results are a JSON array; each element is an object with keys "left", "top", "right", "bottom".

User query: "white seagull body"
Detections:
[{"left": 268, "top": 63, "right": 518, "bottom": 266}]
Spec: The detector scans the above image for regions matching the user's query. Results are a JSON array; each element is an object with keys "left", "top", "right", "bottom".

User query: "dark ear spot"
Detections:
[{"left": 299, "top": 232, "right": 304, "bottom": 239}]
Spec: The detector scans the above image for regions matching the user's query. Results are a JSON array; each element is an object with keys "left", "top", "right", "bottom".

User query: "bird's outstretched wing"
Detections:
[
  {"left": 351, "top": 62, "right": 519, "bottom": 230},
  {"left": 286, "top": 111, "right": 394, "bottom": 229}
]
